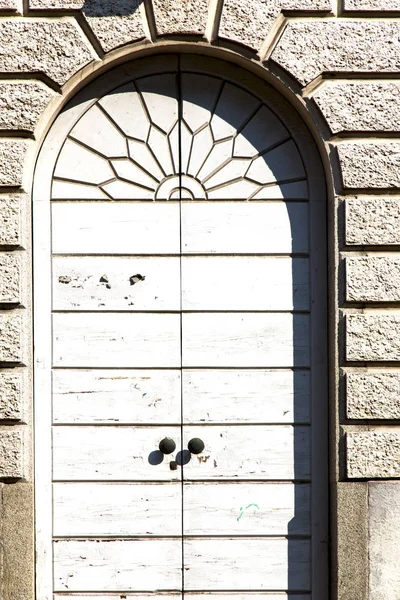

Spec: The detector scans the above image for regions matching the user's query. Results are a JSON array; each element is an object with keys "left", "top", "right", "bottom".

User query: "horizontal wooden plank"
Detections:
[
  {"left": 52, "top": 203, "right": 180, "bottom": 255},
  {"left": 183, "top": 482, "right": 310, "bottom": 535},
  {"left": 52, "top": 257, "right": 180, "bottom": 311},
  {"left": 53, "top": 596, "right": 183, "bottom": 600},
  {"left": 184, "top": 538, "right": 310, "bottom": 591},
  {"left": 182, "top": 314, "right": 310, "bottom": 368},
  {"left": 53, "top": 539, "right": 182, "bottom": 592},
  {"left": 52, "top": 370, "right": 181, "bottom": 424},
  {"left": 53, "top": 483, "right": 181, "bottom": 536},
  {"left": 181, "top": 202, "right": 308, "bottom": 254},
  {"left": 181, "top": 257, "right": 309, "bottom": 311},
  {"left": 52, "top": 594, "right": 310, "bottom": 599},
  {"left": 52, "top": 314, "right": 181, "bottom": 368},
  {"left": 53, "top": 427, "right": 182, "bottom": 481},
  {"left": 182, "top": 426, "right": 310, "bottom": 480},
  {"left": 182, "top": 369, "right": 310, "bottom": 424},
  {"left": 183, "top": 596, "right": 310, "bottom": 599}
]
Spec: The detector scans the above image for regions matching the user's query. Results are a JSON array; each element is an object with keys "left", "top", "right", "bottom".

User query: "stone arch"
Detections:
[{"left": 31, "top": 47, "right": 331, "bottom": 600}]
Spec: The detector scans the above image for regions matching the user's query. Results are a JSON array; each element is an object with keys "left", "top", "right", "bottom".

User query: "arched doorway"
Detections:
[{"left": 33, "top": 53, "right": 329, "bottom": 599}]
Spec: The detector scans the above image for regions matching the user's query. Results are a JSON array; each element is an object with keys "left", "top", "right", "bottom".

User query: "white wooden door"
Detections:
[{"left": 33, "top": 55, "right": 328, "bottom": 600}]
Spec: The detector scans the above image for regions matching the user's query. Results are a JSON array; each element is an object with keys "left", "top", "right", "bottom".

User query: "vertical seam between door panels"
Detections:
[{"left": 177, "top": 54, "right": 185, "bottom": 600}]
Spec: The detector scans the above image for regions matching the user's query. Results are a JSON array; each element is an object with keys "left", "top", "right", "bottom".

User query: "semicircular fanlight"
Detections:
[{"left": 52, "top": 72, "right": 308, "bottom": 201}]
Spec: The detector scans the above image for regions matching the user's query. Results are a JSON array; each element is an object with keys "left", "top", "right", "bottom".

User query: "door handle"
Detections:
[
  {"left": 188, "top": 438, "right": 205, "bottom": 455},
  {"left": 159, "top": 437, "right": 176, "bottom": 455}
]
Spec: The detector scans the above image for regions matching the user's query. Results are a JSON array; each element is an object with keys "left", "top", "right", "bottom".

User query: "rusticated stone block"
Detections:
[
  {"left": 0, "top": 0, "right": 18, "bottom": 8},
  {"left": 314, "top": 81, "right": 400, "bottom": 133},
  {"left": 347, "top": 372, "right": 400, "bottom": 419},
  {"left": 0, "top": 314, "right": 22, "bottom": 363},
  {"left": 0, "top": 20, "right": 94, "bottom": 86},
  {"left": 338, "top": 143, "right": 400, "bottom": 189},
  {"left": 28, "top": 1, "right": 146, "bottom": 53},
  {"left": 344, "top": 0, "right": 400, "bottom": 9},
  {"left": 0, "top": 254, "right": 20, "bottom": 304},
  {"left": 271, "top": 21, "right": 400, "bottom": 86},
  {"left": 0, "top": 429, "right": 22, "bottom": 478},
  {"left": 0, "top": 196, "right": 21, "bottom": 246},
  {"left": 83, "top": 1, "right": 145, "bottom": 52},
  {"left": 153, "top": 0, "right": 208, "bottom": 36},
  {"left": 0, "top": 141, "right": 27, "bottom": 187},
  {"left": 0, "top": 82, "right": 54, "bottom": 133},
  {"left": 220, "top": 0, "right": 331, "bottom": 50},
  {"left": 346, "top": 198, "right": 400, "bottom": 245},
  {"left": 369, "top": 483, "right": 400, "bottom": 600},
  {"left": 347, "top": 431, "right": 400, "bottom": 478},
  {"left": 346, "top": 256, "right": 400, "bottom": 302},
  {"left": 29, "top": 0, "right": 83, "bottom": 5},
  {"left": 0, "top": 374, "right": 22, "bottom": 420},
  {"left": 347, "top": 314, "right": 400, "bottom": 361}
]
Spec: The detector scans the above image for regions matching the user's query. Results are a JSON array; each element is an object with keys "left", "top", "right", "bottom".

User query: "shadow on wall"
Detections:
[{"left": 82, "top": 0, "right": 143, "bottom": 17}]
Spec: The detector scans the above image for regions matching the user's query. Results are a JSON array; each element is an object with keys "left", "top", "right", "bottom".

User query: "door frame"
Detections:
[{"left": 32, "top": 51, "right": 329, "bottom": 599}]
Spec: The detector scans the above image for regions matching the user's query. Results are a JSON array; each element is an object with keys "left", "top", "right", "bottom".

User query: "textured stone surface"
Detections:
[
  {"left": 0, "top": 254, "right": 20, "bottom": 304},
  {"left": 0, "top": 315, "right": 22, "bottom": 363},
  {"left": 0, "top": 374, "right": 22, "bottom": 420},
  {"left": 346, "top": 256, "right": 400, "bottom": 302},
  {"left": 314, "top": 81, "right": 400, "bottom": 133},
  {"left": 347, "top": 431, "right": 400, "bottom": 477},
  {"left": 0, "top": 0, "right": 18, "bottom": 8},
  {"left": 28, "top": 1, "right": 146, "bottom": 52},
  {"left": 29, "top": 0, "right": 83, "bottom": 5},
  {"left": 153, "top": 0, "right": 208, "bottom": 35},
  {"left": 0, "top": 20, "right": 94, "bottom": 86},
  {"left": 344, "top": 0, "right": 400, "bottom": 9},
  {"left": 0, "top": 142, "right": 26, "bottom": 187},
  {"left": 0, "top": 196, "right": 21, "bottom": 246},
  {"left": 84, "top": 1, "right": 145, "bottom": 52},
  {"left": 0, "top": 430, "right": 22, "bottom": 478},
  {"left": 2, "top": 483, "right": 34, "bottom": 600},
  {"left": 2, "top": 482, "right": 35, "bottom": 600},
  {"left": 336, "top": 482, "right": 368, "bottom": 600},
  {"left": 346, "top": 198, "right": 400, "bottom": 245},
  {"left": 347, "top": 372, "right": 400, "bottom": 419},
  {"left": 347, "top": 314, "right": 400, "bottom": 361},
  {"left": 271, "top": 21, "right": 400, "bottom": 86},
  {"left": 0, "top": 82, "right": 54, "bottom": 132},
  {"left": 220, "top": 0, "right": 331, "bottom": 50},
  {"left": 338, "top": 142, "right": 400, "bottom": 189},
  {"left": 369, "top": 482, "right": 400, "bottom": 600}
]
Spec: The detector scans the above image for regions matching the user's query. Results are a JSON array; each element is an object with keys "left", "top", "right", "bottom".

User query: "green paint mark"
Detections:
[{"left": 237, "top": 503, "right": 260, "bottom": 522}]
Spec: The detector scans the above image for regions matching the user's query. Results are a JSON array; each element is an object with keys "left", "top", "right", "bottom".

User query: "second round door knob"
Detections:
[
  {"left": 188, "top": 438, "right": 205, "bottom": 454},
  {"left": 159, "top": 437, "right": 176, "bottom": 455}
]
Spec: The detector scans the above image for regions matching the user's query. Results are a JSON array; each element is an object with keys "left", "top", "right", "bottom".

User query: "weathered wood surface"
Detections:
[
  {"left": 181, "top": 202, "right": 308, "bottom": 254},
  {"left": 52, "top": 314, "right": 181, "bottom": 368},
  {"left": 182, "top": 314, "right": 310, "bottom": 367},
  {"left": 184, "top": 538, "right": 310, "bottom": 590},
  {"left": 53, "top": 539, "right": 182, "bottom": 591},
  {"left": 53, "top": 426, "right": 181, "bottom": 481},
  {"left": 52, "top": 203, "right": 180, "bottom": 255},
  {"left": 52, "top": 370, "right": 181, "bottom": 424},
  {"left": 183, "top": 482, "right": 310, "bottom": 535},
  {"left": 182, "top": 369, "right": 310, "bottom": 424},
  {"left": 181, "top": 257, "right": 309, "bottom": 311},
  {"left": 53, "top": 483, "right": 181, "bottom": 536},
  {"left": 53, "top": 257, "right": 180, "bottom": 311},
  {"left": 53, "top": 592, "right": 311, "bottom": 600},
  {"left": 182, "top": 426, "right": 310, "bottom": 480}
]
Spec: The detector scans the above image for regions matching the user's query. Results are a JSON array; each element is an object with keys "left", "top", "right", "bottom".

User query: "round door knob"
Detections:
[
  {"left": 188, "top": 438, "right": 205, "bottom": 454},
  {"left": 159, "top": 437, "right": 176, "bottom": 455}
]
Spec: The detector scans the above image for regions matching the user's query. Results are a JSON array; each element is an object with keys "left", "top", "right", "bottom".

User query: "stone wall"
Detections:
[{"left": 0, "top": 0, "right": 399, "bottom": 598}]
